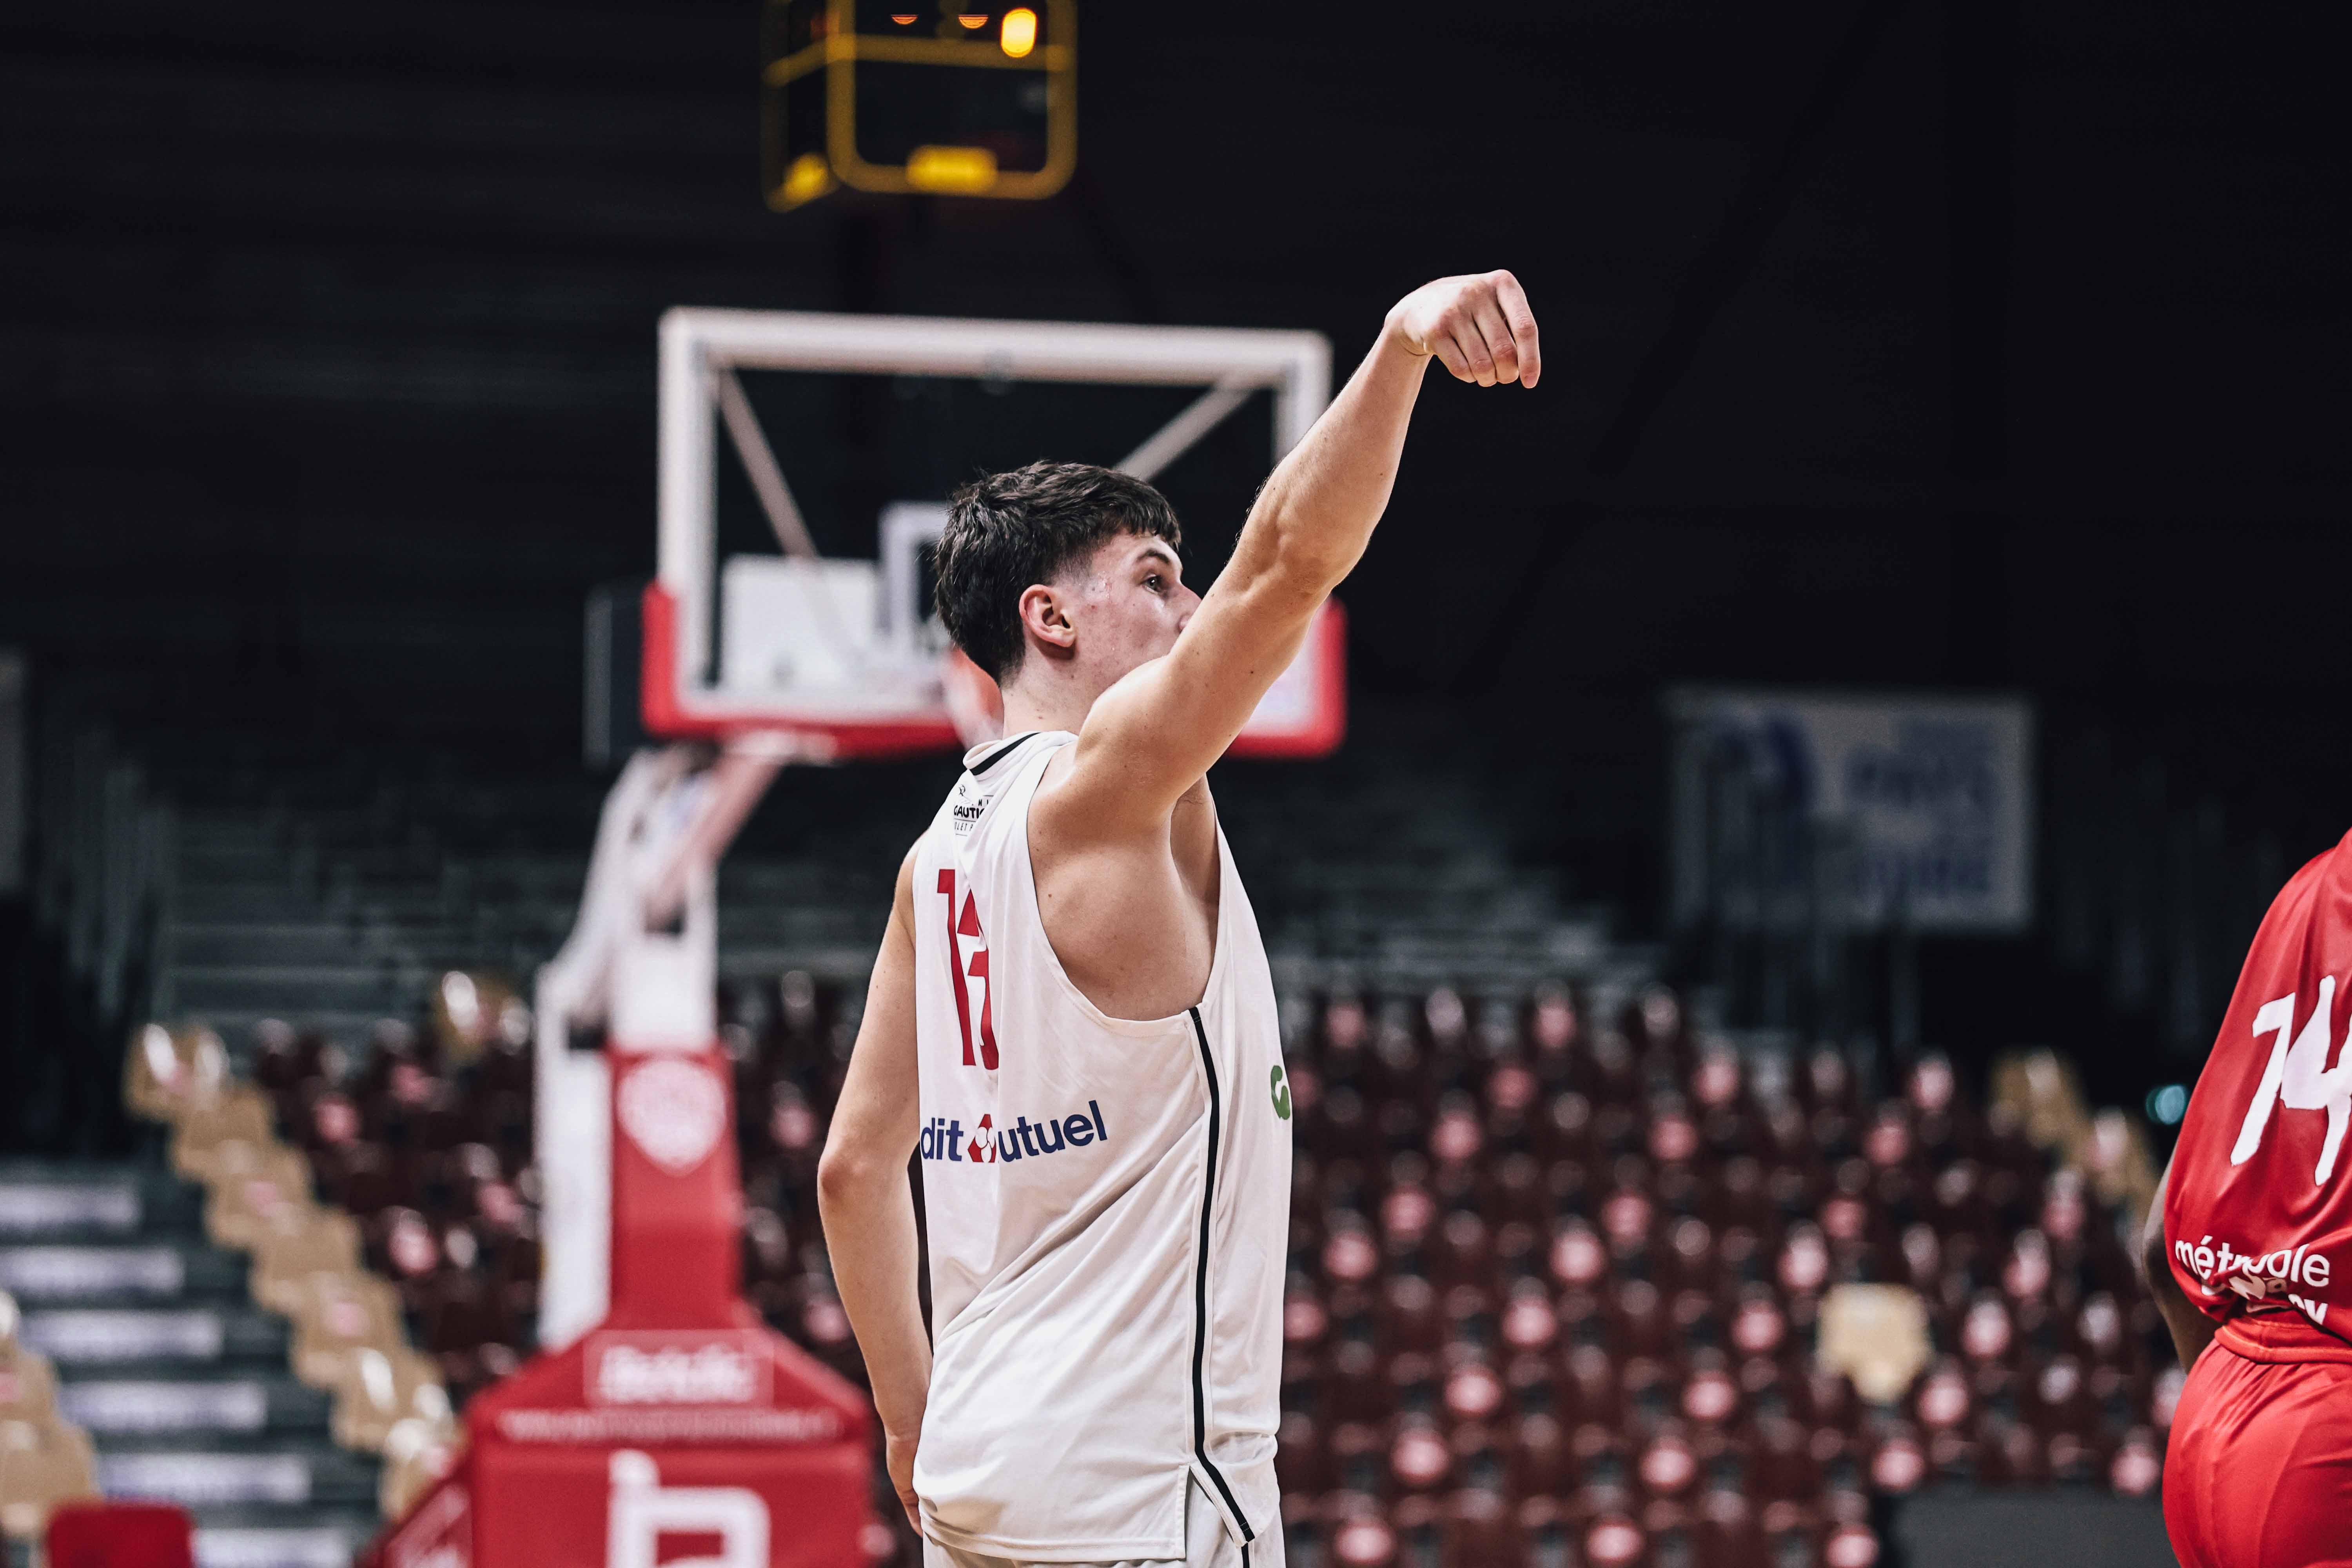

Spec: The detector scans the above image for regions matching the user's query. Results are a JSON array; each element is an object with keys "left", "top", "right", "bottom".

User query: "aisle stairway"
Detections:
[{"left": 0, "top": 1163, "right": 378, "bottom": 1567}]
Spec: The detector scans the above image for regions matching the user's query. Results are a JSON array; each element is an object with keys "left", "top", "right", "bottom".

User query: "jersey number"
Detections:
[
  {"left": 938, "top": 869, "right": 999, "bottom": 1070},
  {"left": 2232, "top": 975, "right": 2352, "bottom": 1185}
]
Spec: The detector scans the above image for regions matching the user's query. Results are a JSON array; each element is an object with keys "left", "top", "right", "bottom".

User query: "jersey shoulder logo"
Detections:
[{"left": 1270, "top": 1063, "right": 1292, "bottom": 1120}]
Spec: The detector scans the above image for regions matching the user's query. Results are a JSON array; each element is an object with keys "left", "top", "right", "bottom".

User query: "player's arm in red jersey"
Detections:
[
  {"left": 1047, "top": 270, "right": 1541, "bottom": 826},
  {"left": 817, "top": 844, "right": 927, "bottom": 1529},
  {"left": 2141, "top": 1149, "right": 2219, "bottom": 1370}
]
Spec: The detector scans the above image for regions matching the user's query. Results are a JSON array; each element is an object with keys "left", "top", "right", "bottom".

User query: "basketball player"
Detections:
[
  {"left": 817, "top": 272, "right": 1541, "bottom": 1566},
  {"left": 2147, "top": 830, "right": 2352, "bottom": 1568}
]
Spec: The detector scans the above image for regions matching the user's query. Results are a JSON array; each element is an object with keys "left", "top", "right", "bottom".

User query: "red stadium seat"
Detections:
[
  {"left": 1583, "top": 1511, "right": 1646, "bottom": 1568},
  {"left": 1508, "top": 1411, "right": 1573, "bottom": 1496},
  {"left": 1607, "top": 1279, "right": 1671, "bottom": 1359},
  {"left": 1323, "top": 1340, "right": 1391, "bottom": 1426},
  {"left": 1327, "top": 1509, "right": 1397, "bottom": 1568},
  {"left": 45, "top": 1502, "right": 196, "bottom": 1568},
  {"left": 2023, "top": 1354, "right": 2093, "bottom": 1437},
  {"left": 1276, "top": 1413, "right": 1333, "bottom": 1496},
  {"left": 1693, "top": 1487, "right": 1767, "bottom": 1568},
  {"left": 2109, "top": 1428, "right": 2164, "bottom": 1498},
  {"left": 1749, "top": 1416, "right": 1821, "bottom": 1502},
  {"left": 1388, "top": 1352, "right": 1439, "bottom": 1419},
  {"left": 1679, "top": 1357, "right": 1742, "bottom": 1430},
  {"left": 1330, "top": 1423, "right": 1387, "bottom": 1498},
  {"left": 1442, "top": 1359, "right": 1506, "bottom": 1428},
  {"left": 1550, "top": 1218, "right": 1609, "bottom": 1293},
  {"left": 318, "top": 1140, "right": 406, "bottom": 1216},
  {"left": 1636, "top": 1429, "right": 1701, "bottom": 1503},
  {"left": 1498, "top": 1282, "right": 1558, "bottom": 1357},
  {"left": 1430, "top": 1210, "right": 1494, "bottom": 1292},
  {"left": 1441, "top": 1488, "right": 1522, "bottom": 1568},
  {"left": 1561, "top": 1344, "right": 1620, "bottom": 1426},
  {"left": 1377, "top": 1275, "right": 1443, "bottom": 1357},
  {"left": 1975, "top": 1416, "right": 2047, "bottom": 1487},
  {"left": 1450, "top": 1425, "right": 1507, "bottom": 1495},
  {"left": 1662, "top": 1216, "right": 1715, "bottom": 1294}
]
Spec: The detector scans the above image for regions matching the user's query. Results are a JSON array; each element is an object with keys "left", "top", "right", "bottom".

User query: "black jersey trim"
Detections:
[
  {"left": 1188, "top": 1005, "right": 1254, "bottom": 1543},
  {"left": 968, "top": 732, "right": 1038, "bottom": 777}
]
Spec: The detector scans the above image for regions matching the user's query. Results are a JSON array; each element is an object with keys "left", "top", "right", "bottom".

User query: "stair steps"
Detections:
[{"left": 0, "top": 1165, "right": 381, "bottom": 1568}]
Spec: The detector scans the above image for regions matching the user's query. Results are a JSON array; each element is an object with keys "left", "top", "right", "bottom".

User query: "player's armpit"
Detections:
[{"left": 817, "top": 844, "right": 932, "bottom": 1451}]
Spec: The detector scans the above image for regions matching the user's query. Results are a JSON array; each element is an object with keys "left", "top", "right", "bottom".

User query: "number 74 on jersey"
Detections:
[{"left": 2233, "top": 975, "right": 2352, "bottom": 1185}]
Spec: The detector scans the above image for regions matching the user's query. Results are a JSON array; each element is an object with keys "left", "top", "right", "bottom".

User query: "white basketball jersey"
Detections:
[{"left": 909, "top": 731, "right": 1290, "bottom": 1563}]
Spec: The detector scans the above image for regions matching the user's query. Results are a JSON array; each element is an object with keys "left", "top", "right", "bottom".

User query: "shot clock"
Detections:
[{"left": 761, "top": 0, "right": 1075, "bottom": 211}]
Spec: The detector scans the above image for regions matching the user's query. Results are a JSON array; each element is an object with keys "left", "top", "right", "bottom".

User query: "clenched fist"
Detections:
[{"left": 1385, "top": 270, "right": 1541, "bottom": 389}]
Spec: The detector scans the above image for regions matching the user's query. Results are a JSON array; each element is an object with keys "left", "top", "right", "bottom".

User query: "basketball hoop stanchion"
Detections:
[
  {"left": 361, "top": 737, "right": 872, "bottom": 1568},
  {"left": 366, "top": 307, "right": 1349, "bottom": 1568}
]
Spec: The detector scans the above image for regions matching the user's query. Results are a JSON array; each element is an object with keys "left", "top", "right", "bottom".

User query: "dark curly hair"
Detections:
[{"left": 935, "top": 461, "right": 1183, "bottom": 682}]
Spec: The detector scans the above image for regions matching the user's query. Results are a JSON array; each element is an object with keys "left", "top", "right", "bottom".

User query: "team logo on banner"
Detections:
[{"left": 616, "top": 1057, "right": 726, "bottom": 1174}]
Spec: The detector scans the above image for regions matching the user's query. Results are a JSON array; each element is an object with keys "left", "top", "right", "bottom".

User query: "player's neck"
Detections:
[{"left": 997, "top": 667, "right": 1102, "bottom": 739}]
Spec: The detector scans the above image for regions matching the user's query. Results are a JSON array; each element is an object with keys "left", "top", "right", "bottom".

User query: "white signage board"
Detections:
[{"left": 1668, "top": 688, "right": 2035, "bottom": 934}]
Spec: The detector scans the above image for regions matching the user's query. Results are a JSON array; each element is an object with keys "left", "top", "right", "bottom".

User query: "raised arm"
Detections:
[
  {"left": 1053, "top": 271, "right": 1540, "bottom": 830},
  {"left": 816, "top": 846, "right": 928, "bottom": 1528}
]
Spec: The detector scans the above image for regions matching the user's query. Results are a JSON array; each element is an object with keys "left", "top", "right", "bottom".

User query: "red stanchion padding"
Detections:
[
  {"left": 47, "top": 1501, "right": 197, "bottom": 1568},
  {"left": 360, "top": 1457, "right": 471, "bottom": 1568},
  {"left": 363, "top": 1032, "right": 875, "bottom": 1567}
]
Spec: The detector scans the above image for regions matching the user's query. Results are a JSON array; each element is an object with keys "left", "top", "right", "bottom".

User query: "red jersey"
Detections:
[{"left": 2166, "top": 828, "right": 2352, "bottom": 1348}]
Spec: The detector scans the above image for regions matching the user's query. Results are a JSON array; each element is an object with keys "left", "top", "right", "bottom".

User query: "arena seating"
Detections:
[
  {"left": 238, "top": 1013, "right": 538, "bottom": 1419},
  {"left": 1275, "top": 989, "right": 2172, "bottom": 1566},
  {"left": 718, "top": 975, "right": 2178, "bottom": 1568},
  {"left": 167, "top": 969, "right": 2175, "bottom": 1568},
  {"left": 119, "top": 1022, "right": 460, "bottom": 1527}
]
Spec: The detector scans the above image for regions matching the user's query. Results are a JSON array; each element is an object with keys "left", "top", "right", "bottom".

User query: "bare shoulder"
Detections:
[{"left": 1031, "top": 743, "right": 1213, "bottom": 854}]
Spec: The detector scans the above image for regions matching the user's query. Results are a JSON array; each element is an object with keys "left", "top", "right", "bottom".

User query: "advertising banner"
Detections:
[{"left": 1668, "top": 688, "right": 2035, "bottom": 934}]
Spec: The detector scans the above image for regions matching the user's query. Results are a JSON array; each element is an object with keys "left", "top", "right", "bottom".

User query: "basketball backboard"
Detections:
[{"left": 644, "top": 307, "right": 1345, "bottom": 761}]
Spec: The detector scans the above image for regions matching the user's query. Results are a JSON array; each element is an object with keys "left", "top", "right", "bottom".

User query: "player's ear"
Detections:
[{"left": 1017, "top": 583, "right": 1078, "bottom": 661}]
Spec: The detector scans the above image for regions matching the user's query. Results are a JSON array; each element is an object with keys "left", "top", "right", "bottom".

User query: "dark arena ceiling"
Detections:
[{"left": 1, "top": 0, "right": 2346, "bottom": 791}]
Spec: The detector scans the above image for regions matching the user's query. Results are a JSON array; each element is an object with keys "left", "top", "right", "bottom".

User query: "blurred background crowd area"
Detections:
[
  {"left": 6, "top": 0, "right": 2351, "bottom": 1563},
  {"left": 7, "top": 964, "right": 2172, "bottom": 1567}
]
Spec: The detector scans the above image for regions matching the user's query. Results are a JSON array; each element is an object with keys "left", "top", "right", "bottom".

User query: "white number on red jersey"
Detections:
[{"left": 2232, "top": 975, "right": 2352, "bottom": 1184}]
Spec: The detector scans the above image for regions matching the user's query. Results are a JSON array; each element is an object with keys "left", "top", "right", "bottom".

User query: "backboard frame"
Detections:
[{"left": 647, "top": 307, "right": 1339, "bottom": 760}]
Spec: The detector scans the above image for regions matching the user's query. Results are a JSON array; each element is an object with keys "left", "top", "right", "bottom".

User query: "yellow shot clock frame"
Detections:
[{"left": 762, "top": 0, "right": 1076, "bottom": 211}]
